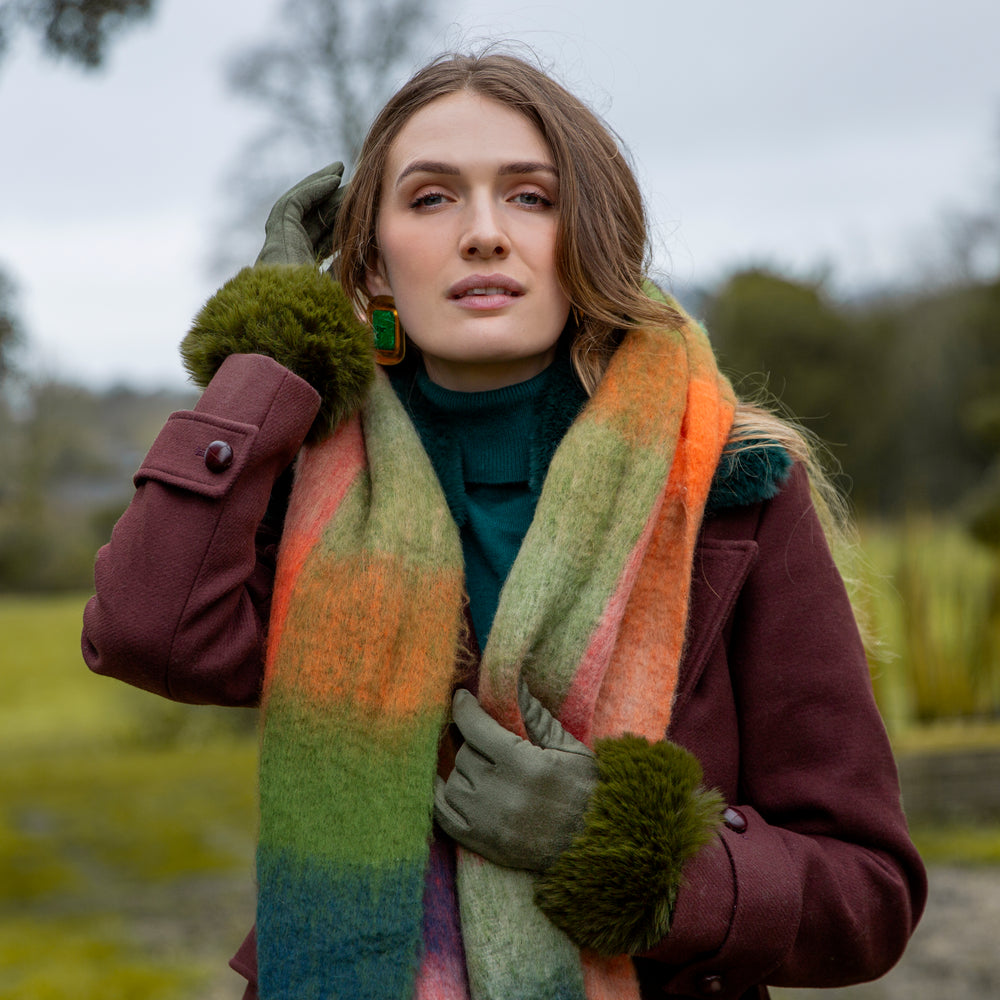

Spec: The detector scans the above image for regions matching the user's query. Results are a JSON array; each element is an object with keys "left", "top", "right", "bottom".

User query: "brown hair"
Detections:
[{"left": 333, "top": 50, "right": 684, "bottom": 392}]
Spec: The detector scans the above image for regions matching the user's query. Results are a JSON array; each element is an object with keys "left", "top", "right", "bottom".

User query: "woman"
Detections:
[{"left": 83, "top": 51, "right": 926, "bottom": 1000}]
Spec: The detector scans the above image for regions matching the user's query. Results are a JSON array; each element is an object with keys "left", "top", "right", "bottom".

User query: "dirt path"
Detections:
[{"left": 772, "top": 865, "right": 1000, "bottom": 999}]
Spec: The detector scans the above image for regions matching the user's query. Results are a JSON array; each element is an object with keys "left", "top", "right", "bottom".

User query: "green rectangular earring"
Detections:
[{"left": 368, "top": 296, "right": 406, "bottom": 366}]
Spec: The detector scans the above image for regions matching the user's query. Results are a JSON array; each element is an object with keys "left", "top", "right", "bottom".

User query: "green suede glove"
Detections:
[
  {"left": 433, "top": 683, "right": 598, "bottom": 871},
  {"left": 255, "top": 161, "right": 347, "bottom": 267}
]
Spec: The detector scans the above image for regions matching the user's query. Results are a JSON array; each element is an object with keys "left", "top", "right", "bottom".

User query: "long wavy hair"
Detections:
[
  {"left": 333, "top": 51, "right": 861, "bottom": 602},
  {"left": 334, "top": 50, "right": 683, "bottom": 392}
]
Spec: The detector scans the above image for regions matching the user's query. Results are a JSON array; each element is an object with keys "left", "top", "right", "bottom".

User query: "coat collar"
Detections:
[{"left": 706, "top": 442, "right": 792, "bottom": 512}]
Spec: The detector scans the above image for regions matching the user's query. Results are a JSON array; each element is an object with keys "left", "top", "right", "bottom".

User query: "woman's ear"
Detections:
[{"left": 365, "top": 263, "right": 392, "bottom": 299}]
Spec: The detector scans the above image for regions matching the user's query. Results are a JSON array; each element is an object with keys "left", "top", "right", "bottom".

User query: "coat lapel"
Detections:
[{"left": 671, "top": 537, "right": 758, "bottom": 720}]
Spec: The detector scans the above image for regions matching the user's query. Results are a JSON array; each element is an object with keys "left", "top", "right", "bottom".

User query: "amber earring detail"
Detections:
[{"left": 368, "top": 296, "right": 406, "bottom": 366}]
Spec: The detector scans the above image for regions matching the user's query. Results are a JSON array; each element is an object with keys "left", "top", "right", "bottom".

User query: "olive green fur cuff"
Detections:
[
  {"left": 180, "top": 265, "right": 374, "bottom": 443},
  {"left": 534, "top": 735, "right": 723, "bottom": 956}
]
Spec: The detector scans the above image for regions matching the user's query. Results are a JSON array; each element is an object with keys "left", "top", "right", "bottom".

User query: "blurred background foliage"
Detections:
[
  {"left": 0, "top": 0, "right": 157, "bottom": 71},
  {"left": 3, "top": 263, "right": 1000, "bottom": 584}
]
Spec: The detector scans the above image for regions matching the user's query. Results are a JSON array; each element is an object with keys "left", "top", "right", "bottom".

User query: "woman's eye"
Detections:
[
  {"left": 512, "top": 190, "right": 555, "bottom": 209},
  {"left": 410, "top": 191, "right": 448, "bottom": 209}
]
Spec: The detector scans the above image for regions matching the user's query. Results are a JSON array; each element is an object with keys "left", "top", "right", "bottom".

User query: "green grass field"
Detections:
[
  {"left": 0, "top": 596, "right": 257, "bottom": 1000},
  {"left": 2, "top": 530, "right": 998, "bottom": 998}
]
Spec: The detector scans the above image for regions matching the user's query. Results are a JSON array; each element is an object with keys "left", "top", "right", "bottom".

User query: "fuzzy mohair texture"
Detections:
[
  {"left": 534, "top": 734, "right": 724, "bottom": 957},
  {"left": 180, "top": 264, "right": 374, "bottom": 442}
]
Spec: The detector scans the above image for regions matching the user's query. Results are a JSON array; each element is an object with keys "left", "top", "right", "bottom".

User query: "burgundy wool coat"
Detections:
[{"left": 82, "top": 353, "right": 926, "bottom": 1000}]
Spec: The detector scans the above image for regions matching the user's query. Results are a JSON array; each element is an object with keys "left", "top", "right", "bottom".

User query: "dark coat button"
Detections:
[
  {"left": 697, "top": 974, "right": 725, "bottom": 995},
  {"left": 723, "top": 807, "right": 748, "bottom": 833},
  {"left": 204, "top": 440, "right": 234, "bottom": 473}
]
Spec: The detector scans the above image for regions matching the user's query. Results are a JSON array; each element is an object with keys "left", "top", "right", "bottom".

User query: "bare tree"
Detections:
[
  {"left": 210, "top": 0, "right": 443, "bottom": 275},
  {"left": 0, "top": 0, "right": 156, "bottom": 71}
]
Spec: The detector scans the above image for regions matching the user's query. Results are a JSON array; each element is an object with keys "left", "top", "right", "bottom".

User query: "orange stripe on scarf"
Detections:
[
  {"left": 270, "top": 556, "right": 466, "bottom": 720},
  {"left": 592, "top": 374, "right": 734, "bottom": 741},
  {"left": 264, "top": 417, "right": 365, "bottom": 701}
]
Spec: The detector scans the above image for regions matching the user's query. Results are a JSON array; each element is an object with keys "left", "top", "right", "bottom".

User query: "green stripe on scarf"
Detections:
[{"left": 258, "top": 375, "right": 466, "bottom": 998}]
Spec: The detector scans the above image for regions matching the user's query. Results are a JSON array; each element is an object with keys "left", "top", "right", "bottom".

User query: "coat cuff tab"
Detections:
[{"left": 135, "top": 411, "right": 257, "bottom": 499}]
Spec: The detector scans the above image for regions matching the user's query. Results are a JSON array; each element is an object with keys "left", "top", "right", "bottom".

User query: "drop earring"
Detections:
[{"left": 368, "top": 296, "right": 406, "bottom": 366}]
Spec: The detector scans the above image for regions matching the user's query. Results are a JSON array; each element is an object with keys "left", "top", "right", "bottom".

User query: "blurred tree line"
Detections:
[
  {"left": 0, "top": 362, "right": 195, "bottom": 591},
  {"left": 702, "top": 267, "right": 1000, "bottom": 540},
  {"left": 2, "top": 261, "right": 997, "bottom": 592}
]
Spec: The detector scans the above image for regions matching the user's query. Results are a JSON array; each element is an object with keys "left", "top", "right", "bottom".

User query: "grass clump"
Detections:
[
  {"left": 0, "top": 745, "right": 257, "bottom": 890},
  {"left": 859, "top": 518, "right": 1000, "bottom": 731}
]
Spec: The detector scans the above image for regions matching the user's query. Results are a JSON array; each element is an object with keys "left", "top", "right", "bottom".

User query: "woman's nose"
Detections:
[{"left": 461, "top": 200, "right": 510, "bottom": 260}]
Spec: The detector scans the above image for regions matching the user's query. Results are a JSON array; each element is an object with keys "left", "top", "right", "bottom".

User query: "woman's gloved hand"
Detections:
[
  {"left": 433, "top": 683, "right": 598, "bottom": 871},
  {"left": 255, "top": 161, "right": 347, "bottom": 267}
]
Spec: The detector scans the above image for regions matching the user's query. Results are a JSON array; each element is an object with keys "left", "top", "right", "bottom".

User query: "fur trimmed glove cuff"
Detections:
[
  {"left": 534, "top": 735, "right": 724, "bottom": 956},
  {"left": 180, "top": 265, "right": 374, "bottom": 443}
]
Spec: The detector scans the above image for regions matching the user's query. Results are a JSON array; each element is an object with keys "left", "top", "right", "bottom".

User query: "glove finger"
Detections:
[
  {"left": 300, "top": 183, "right": 348, "bottom": 255},
  {"left": 518, "top": 677, "right": 560, "bottom": 747},
  {"left": 281, "top": 173, "right": 345, "bottom": 222},
  {"left": 451, "top": 688, "right": 521, "bottom": 763},
  {"left": 451, "top": 733, "right": 499, "bottom": 792},
  {"left": 518, "top": 678, "right": 593, "bottom": 757},
  {"left": 265, "top": 162, "right": 345, "bottom": 239},
  {"left": 281, "top": 180, "right": 344, "bottom": 244},
  {"left": 281, "top": 162, "right": 345, "bottom": 210},
  {"left": 433, "top": 775, "right": 472, "bottom": 836}
]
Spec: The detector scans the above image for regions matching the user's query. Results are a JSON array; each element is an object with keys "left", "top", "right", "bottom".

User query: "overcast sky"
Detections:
[{"left": 1, "top": 0, "right": 997, "bottom": 389}]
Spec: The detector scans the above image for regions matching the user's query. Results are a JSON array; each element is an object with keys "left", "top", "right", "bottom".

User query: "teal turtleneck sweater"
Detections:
[{"left": 390, "top": 353, "right": 587, "bottom": 647}]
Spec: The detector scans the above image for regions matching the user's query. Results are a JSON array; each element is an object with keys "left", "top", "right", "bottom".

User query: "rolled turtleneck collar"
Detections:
[
  {"left": 413, "top": 366, "right": 548, "bottom": 487},
  {"left": 389, "top": 348, "right": 588, "bottom": 526}
]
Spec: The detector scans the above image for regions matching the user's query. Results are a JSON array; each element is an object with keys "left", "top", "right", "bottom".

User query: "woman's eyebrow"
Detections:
[
  {"left": 394, "top": 159, "right": 558, "bottom": 188},
  {"left": 498, "top": 161, "right": 558, "bottom": 178},
  {"left": 396, "top": 160, "right": 459, "bottom": 186}
]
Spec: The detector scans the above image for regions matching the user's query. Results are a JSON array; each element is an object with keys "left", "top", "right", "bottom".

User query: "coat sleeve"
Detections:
[
  {"left": 640, "top": 464, "right": 927, "bottom": 998},
  {"left": 81, "top": 353, "right": 321, "bottom": 706}
]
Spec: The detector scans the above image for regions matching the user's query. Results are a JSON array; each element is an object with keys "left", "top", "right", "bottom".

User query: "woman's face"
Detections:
[{"left": 367, "top": 91, "right": 571, "bottom": 392}]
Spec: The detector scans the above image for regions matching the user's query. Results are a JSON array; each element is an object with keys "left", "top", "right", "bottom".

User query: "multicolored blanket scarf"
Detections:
[{"left": 256, "top": 314, "right": 736, "bottom": 999}]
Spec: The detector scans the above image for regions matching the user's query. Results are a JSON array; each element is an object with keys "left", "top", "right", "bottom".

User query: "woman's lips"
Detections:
[
  {"left": 452, "top": 291, "right": 519, "bottom": 310},
  {"left": 448, "top": 274, "right": 524, "bottom": 309}
]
